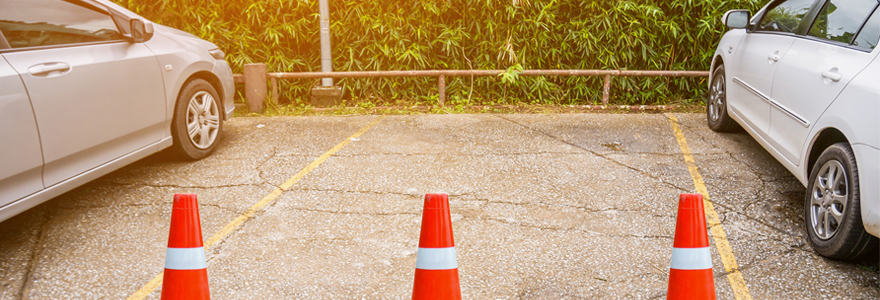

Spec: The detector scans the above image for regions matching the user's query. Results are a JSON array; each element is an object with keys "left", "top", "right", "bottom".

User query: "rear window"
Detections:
[
  {"left": 0, "top": 0, "right": 122, "bottom": 49},
  {"left": 852, "top": 8, "right": 880, "bottom": 50},
  {"left": 808, "top": 0, "right": 879, "bottom": 45}
]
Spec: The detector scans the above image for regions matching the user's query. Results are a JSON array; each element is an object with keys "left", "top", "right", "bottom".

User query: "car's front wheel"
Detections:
[
  {"left": 171, "top": 79, "right": 222, "bottom": 160},
  {"left": 805, "top": 142, "right": 877, "bottom": 260},
  {"left": 707, "top": 64, "right": 737, "bottom": 132}
]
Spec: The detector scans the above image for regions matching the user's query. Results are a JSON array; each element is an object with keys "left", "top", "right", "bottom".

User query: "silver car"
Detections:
[{"left": 0, "top": 0, "right": 234, "bottom": 222}]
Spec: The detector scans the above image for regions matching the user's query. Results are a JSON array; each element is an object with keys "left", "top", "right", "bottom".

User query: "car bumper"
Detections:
[
  {"left": 854, "top": 144, "right": 880, "bottom": 237},
  {"left": 212, "top": 60, "right": 235, "bottom": 120}
]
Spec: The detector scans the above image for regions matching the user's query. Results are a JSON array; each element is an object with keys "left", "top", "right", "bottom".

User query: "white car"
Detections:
[
  {"left": 0, "top": 0, "right": 234, "bottom": 222},
  {"left": 710, "top": 0, "right": 880, "bottom": 259}
]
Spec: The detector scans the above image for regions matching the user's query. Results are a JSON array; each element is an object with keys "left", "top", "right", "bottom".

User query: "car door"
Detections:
[
  {"left": 728, "top": 0, "right": 818, "bottom": 137},
  {"left": 769, "top": 0, "right": 880, "bottom": 164},
  {"left": 0, "top": 55, "right": 44, "bottom": 207},
  {"left": 0, "top": 0, "right": 166, "bottom": 187}
]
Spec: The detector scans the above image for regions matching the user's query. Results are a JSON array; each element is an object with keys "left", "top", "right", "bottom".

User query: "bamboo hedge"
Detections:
[{"left": 112, "top": 0, "right": 764, "bottom": 106}]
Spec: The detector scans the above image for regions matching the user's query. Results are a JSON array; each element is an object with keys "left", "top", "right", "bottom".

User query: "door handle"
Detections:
[
  {"left": 821, "top": 70, "right": 842, "bottom": 82},
  {"left": 767, "top": 54, "right": 780, "bottom": 62},
  {"left": 28, "top": 62, "right": 71, "bottom": 77}
]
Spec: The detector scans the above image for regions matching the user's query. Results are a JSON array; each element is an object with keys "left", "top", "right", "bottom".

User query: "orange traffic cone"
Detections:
[
  {"left": 667, "top": 193, "right": 715, "bottom": 300},
  {"left": 161, "top": 194, "right": 210, "bottom": 300},
  {"left": 412, "top": 193, "right": 461, "bottom": 300}
]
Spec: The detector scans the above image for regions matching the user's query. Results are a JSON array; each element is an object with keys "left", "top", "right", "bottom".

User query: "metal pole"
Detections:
[{"left": 319, "top": 0, "right": 333, "bottom": 86}]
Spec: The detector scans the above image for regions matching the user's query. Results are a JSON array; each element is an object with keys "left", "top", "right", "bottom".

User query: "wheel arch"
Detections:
[
  {"left": 709, "top": 54, "right": 725, "bottom": 91},
  {"left": 711, "top": 54, "right": 725, "bottom": 74},
  {"left": 806, "top": 128, "right": 850, "bottom": 179}
]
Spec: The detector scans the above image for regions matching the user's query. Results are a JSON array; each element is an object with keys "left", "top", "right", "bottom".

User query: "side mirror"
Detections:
[
  {"left": 722, "top": 10, "right": 750, "bottom": 29},
  {"left": 128, "top": 19, "right": 154, "bottom": 43}
]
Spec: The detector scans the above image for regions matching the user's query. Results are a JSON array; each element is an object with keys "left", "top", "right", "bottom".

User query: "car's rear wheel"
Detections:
[
  {"left": 805, "top": 142, "right": 877, "bottom": 260},
  {"left": 707, "top": 64, "right": 737, "bottom": 132},
  {"left": 171, "top": 79, "right": 222, "bottom": 160}
]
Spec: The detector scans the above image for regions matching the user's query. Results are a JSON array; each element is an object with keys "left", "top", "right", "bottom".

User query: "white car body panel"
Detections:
[
  {"left": 144, "top": 24, "right": 228, "bottom": 125},
  {"left": 0, "top": 137, "right": 167, "bottom": 222},
  {"left": 0, "top": 57, "right": 44, "bottom": 207},
  {"left": 0, "top": 0, "right": 235, "bottom": 223},
  {"left": 710, "top": 29, "right": 746, "bottom": 83},
  {"left": 712, "top": 29, "right": 808, "bottom": 185},
  {"left": 852, "top": 145, "right": 880, "bottom": 236},
  {"left": 3, "top": 42, "right": 167, "bottom": 187},
  {"left": 93, "top": 0, "right": 234, "bottom": 120},
  {"left": 817, "top": 57, "right": 880, "bottom": 150},
  {"left": 729, "top": 33, "right": 796, "bottom": 137},
  {"left": 213, "top": 59, "right": 236, "bottom": 118},
  {"left": 769, "top": 39, "right": 878, "bottom": 164},
  {"left": 808, "top": 56, "right": 880, "bottom": 236}
]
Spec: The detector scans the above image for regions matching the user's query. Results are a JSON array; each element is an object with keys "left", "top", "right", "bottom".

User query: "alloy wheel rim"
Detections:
[
  {"left": 186, "top": 91, "right": 220, "bottom": 149},
  {"left": 709, "top": 73, "right": 724, "bottom": 122},
  {"left": 810, "top": 160, "right": 848, "bottom": 240}
]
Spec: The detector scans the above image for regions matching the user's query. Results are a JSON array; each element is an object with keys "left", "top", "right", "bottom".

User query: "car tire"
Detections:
[
  {"left": 706, "top": 64, "right": 738, "bottom": 132},
  {"left": 171, "top": 79, "right": 222, "bottom": 160},
  {"left": 805, "top": 142, "right": 878, "bottom": 260}
]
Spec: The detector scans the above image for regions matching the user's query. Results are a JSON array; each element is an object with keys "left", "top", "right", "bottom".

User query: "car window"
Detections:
[
  {"left": 852, "top": 8, "right": 880, "bottom": 49},
  {"left": 808, "top": 0, "right": 878, "bottom": 44},
  {"left": 758, "top": 0, "right": 816, "bottom": 34},
  {"left": 0, "top": 0, "right": 122, "bottom": 49}
]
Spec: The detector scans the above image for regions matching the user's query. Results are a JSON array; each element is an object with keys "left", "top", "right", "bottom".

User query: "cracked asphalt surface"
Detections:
[{"left": 0, "top": 113, "right": 877, "bottom": 299}]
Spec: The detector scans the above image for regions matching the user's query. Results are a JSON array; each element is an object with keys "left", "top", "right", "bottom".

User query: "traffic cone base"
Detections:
[
  {"left": 162, "top": 194, "right": 210, "bottom": 300},
  {"left": 667, "top": 269, "right": 715, "bottom": 299},
  {"left": 161, "top": 269, "right": 210, "bottom": 300},
  {"left": 667, "top": 193, "right": 715, "bottom": 300},
  {"left": 413, "top": 269, "right": 461, "bottom": 300},
  {"left": 413, "top": 193, "right": 461, "bottom": 300}
]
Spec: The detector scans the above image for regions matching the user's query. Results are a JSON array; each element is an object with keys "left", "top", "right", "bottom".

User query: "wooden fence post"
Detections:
[
  {"left": 602, "top": 74, "right": 611, "bottom": 105},
  {"left": 270, "top": 76, "right": 279, "bottom": 104},
  {"left": 244, "top": 63, "right": 267, "bottom": 113},
  {"left": 438, "top": 74, "right": 446, "bottom": 107}
]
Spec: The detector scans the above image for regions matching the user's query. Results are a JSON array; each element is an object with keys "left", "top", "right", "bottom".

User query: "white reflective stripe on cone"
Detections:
[
  {"left": 415, "top": 247, "right": 458, "bottom": 270},
  {"left": 670, "top": 247, "right": 712, "bottom": 270},
  {"left": 165, "top": 247, "right": 207, "bottom": 270}
]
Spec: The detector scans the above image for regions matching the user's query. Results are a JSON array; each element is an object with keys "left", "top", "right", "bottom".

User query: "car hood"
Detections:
[{"left": 153, "top": 24, "right": 219, "bottom": 50}]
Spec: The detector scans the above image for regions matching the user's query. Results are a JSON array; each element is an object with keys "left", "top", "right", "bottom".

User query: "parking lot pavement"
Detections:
[{"left": 0, "top": 113, "right": 877, "bottom": 299}]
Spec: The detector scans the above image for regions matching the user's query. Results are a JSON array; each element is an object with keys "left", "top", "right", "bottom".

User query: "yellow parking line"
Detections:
[
  {"left": 666, "top": 114, "right": 753, "bottom": 300},
  {"left": 126, "top": 116, "right": 386, "bottom": 300}
]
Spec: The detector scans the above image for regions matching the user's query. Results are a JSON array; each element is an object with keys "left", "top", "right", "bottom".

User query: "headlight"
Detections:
[{"left": 208, "top": 49, "right": 225, "bottom": 60}]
